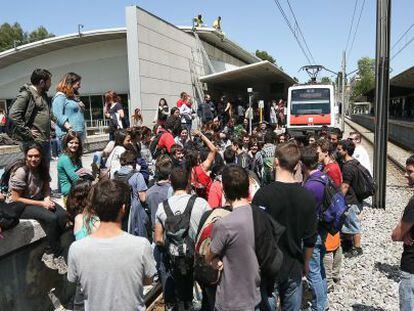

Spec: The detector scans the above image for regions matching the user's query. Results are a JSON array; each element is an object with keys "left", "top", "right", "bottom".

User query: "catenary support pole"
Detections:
[
  {"left": 341, "top": 51, "right": 346, "bottom": 133},
  {"left": 373, "top": 0, "right": 391, "bottom": 209}
]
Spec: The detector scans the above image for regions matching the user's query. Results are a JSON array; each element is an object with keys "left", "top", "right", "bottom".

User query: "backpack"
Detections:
[
  {"left": 114, "top": 170, "right": 150, "bottom": 238},
  {"left": 261, "top": 144, "right": 276, "bottom": 185},
  {"left": 113, "top": 169, "right": 136, "bottom": 186},
  {"left": 113, "top": 169, "right": 135, "bottom": 232},
  {"left": 149, "top": 131, "right": 164, "bottom": 159},
  {"left": 0, "top": 159, "right": 26, "bottom": 194},
  {"left": 193, "top": 208, "right": 231, "bottom": 286},
  {"left": 0, "top": 201, "right": 25, "bottom": 231},
  {"left": 307, "top": 174, "right": 348, "bottom": 235},
  {"left": 251, "top": 205, "right": 285, "bottom": 288},
  {"left": 163, "top": 195, "right": 197, "bottom": 277},
  {"left": 349, "top": 160, "right": 375, "bottom": 201}
]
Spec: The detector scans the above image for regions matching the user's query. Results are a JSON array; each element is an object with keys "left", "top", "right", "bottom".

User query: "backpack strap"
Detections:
[
  {"left": 126, "top": 170, "right": 137, "bottom": 182},
  {"left": 163, "top": 199, "right": 175, "bottom": 218},
  {"left": 183, "top": 195, "right": 197, "bottom": 218}
]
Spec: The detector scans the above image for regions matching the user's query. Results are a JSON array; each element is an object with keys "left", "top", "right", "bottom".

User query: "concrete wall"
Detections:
[
  {"left": 125, "top": 6, "right": 205, "bottom": 123},
  {"left": 203, "top": 41, "right": 247, "bottom": 69},
  {"left": 0, "top": 39, "right": 129, "bottom": 100},
  {"left": 351, "top": 114, "right": 414, "bottom": 152}
]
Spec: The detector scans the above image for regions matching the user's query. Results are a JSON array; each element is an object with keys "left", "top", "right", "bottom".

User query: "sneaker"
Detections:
[
  {"left": 345, "top": 247, "right": 363, "bottom": 258},
  {"left": 54, "top": 256, "right": 68, "bottom": 275},
  {"left": 41, "top": 253, "right": 57, "bottom": 270}
]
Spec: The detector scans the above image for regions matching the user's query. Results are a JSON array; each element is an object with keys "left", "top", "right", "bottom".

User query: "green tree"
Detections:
[
  {"left": 255, "top": 49, "right": 276, "bottom": 64},
  {"left": 0, "top": 22, "right": 25, "bottom": 52},
  {"left": 352, "top": 57, "right": 375, "bottom": 100},
  {"left": 28, "top": 26, "right": 54, "bottom": 42},
  {"left": 0, "top": 23, "right": 54, "bottom": 52},
  {"left": 320, "top": 76, "right": 332, "bottom": 84}
]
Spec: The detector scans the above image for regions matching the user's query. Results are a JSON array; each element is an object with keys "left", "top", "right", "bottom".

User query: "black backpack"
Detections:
[
  {"left": 0, "top": 159, "right": 26, "bottom": 194},
  {"left": 149, "top": 131, "right": 165, "bottom": 159},
  {"left": 349, "top": 160, "right": 375, "bottom": 201},
  {"left": 0, "top": 201, "right": 25, "bottom": 231},
  {"left": 251, "top": 205, "right": 285, "bottom": 288},
  {"left": 163, "top": 195, "right": 197, "bottom": 277}
]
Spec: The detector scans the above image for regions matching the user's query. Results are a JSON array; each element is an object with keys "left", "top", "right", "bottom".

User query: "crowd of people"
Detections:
[{"left": 0, "top": 68, "right": 413, "bottom": 311}]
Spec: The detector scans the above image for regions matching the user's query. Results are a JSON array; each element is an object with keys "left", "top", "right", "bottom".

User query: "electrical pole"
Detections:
[
  {"left": 341, "top": 51, "right": 346, "bottom": 133},
  {"left": 373, "top": 0, "right": 391, "bottom": 209}
]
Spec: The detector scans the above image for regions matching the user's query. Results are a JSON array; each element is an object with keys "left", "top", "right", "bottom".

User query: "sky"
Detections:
[{"left": 1, "top": 0, "right": 413, "bottom": 82}]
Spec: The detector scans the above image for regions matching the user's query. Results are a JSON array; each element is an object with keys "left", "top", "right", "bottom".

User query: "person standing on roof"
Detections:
[
  {"left": 193, "top": 14, "right": 204, "bottom": 28},
  {"left": 212, "top": 16, "right": 222, "bottom": 31}
]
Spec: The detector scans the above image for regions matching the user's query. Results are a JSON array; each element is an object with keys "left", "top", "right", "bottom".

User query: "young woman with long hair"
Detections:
[
  {"left": 105, "top": 129, "right": 132, "bottom": 178},
  {"left": 52, "top": 72, "right": 85, "bottom": 144},
  {"left": 132, "top": 108, "right": 144, "bottom": 127},
  {"left": 57, "top": 132, "right": 83, "bottom": 198},
  {"left": 66, "top": 180, "right": 99, "bottom": 240},
  {"left": 104, "top": 90, "right": 125, "bottom": 141},
  {"left": 7, "top": 144, "right": 68, "bottom": 274},
  {"left": 153, "top": 98, "right": 169, "bottom": 126}
]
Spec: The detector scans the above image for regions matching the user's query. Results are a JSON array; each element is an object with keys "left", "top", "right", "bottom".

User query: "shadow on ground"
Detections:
[
  {"left": 352, "top": 304, "right": 386, "bottom": 311},
  {"left": 374, "top": 262, "right": 401, "bottom": 283}
]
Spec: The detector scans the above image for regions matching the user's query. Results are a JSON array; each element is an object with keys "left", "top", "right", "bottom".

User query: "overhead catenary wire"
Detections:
[
  {"left": 285, "top": 0, "right": 316, "bottom": 64},
  {"left": 271, "top": 0, "right": 313, "bottom": 65},
  {"left": 345, "top": 0, "right": 358, "bottom": 52},
  {"left": 391, "top": 34, "right": 414, "bottom": 60},
  {"left": 348, "top": 0, "right": 366, "bottom": 59},
  {"left": 391, "top": 22, "right": 414, "bottom": 51}
]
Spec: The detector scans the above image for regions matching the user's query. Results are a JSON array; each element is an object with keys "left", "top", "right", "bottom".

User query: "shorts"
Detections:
[{"left": 341, "top": 204, "right": 362, "bottom": 235}]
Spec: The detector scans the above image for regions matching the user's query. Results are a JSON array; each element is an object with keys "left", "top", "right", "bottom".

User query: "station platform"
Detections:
[{"left": 345, "top": 118, "right": 412, "bottom": 170}]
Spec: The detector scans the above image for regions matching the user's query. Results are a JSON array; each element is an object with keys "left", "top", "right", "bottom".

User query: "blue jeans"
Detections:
[
  {"left": 307, "top": 234, "right": 327, "bottom": 311},
  {"left": 400, "top": 270, "right": 414, "bottom": 311},
  {"left": 265, "top": 277, "right": 303, "bottom": 311}
]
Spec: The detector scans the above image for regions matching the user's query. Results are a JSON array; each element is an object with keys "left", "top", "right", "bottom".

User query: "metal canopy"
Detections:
[
  {"left": 391, "top": 65, "right": 414, "bottom": 89},
  {"left": 180, "top": 27, "right": 260, "bottom": 65},
  {"left": 0, "top": 28, "right": 127, "bottom": 70},
  {"left": 199, "top": 60, "right": 296, "bottom": 88}
]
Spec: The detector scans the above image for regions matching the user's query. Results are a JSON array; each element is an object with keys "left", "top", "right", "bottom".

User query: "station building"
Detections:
[{"left": 0, "top": 6, "right": 295, "bottom": 131}]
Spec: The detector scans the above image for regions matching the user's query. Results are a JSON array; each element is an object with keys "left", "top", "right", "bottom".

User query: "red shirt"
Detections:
[
  {"left": 177, "top": 99, "right": 191, "bottom": 108},
  {"left": 324, "top": 161, "right": 343, "bottom": 252},
  {"left": 324, "top": 162, "right": 343, "bottom": 187},
  {"left": 192, "top": 165, "right": 212, "bottom": 199},
  {"left": 157, "top": 131, "right": 175, "bottom": 153},
  {"left": 208, "top": 180, "right": 223, "bottom": 208}
]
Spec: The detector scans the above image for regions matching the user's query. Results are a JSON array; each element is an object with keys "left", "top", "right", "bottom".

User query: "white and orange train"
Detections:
[{"left": 286, "top": 84, "right": 340, "bottom": 133}]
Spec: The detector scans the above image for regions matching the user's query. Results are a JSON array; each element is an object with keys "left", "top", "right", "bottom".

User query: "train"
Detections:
[{"left": 286, "top": 84, "right": 340, "bottom": 133}]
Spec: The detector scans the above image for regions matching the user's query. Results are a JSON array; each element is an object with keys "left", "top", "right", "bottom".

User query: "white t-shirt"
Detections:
[
  {"left": 354, "top": 144, "right": 372, "bottom": 175},
  {"left": 105, "top": 146, "right": 126, "bottom": 178}
]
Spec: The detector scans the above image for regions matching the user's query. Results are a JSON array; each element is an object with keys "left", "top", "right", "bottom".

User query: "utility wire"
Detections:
[
  {"left": 345, "top": 0, "right": 358, "bottom": 52},
  {"left": 285, "top": 0, "right": 316, "bottom": 64},
  {"left": 391, "top": 22, "right": 414, "bottom": 51},
  {"left": 271, "top": 0, "right": 313, "bottom": 64},
  {"left": 392, "top": 35, "right": 414, "bottom": 60},
  {"left": 348, "top": 0, "right": 366, "bottom": 59}
]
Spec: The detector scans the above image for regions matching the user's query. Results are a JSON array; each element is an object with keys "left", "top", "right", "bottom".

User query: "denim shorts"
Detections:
[
  {"left": 341, "top": 204, "right": 362, "bottom": 235},
  {"left": 400, "top": 270, "right": 414, "bottom": 311}
]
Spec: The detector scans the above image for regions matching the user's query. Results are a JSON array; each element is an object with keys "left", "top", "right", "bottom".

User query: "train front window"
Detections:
[{"left": 291, "top": 88, "right": 331, "bottom": 115}]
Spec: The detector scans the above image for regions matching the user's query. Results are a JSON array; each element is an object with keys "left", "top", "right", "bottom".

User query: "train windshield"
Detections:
[{"left": 290, "top": 88, "right": 331, "bottom": 115}]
